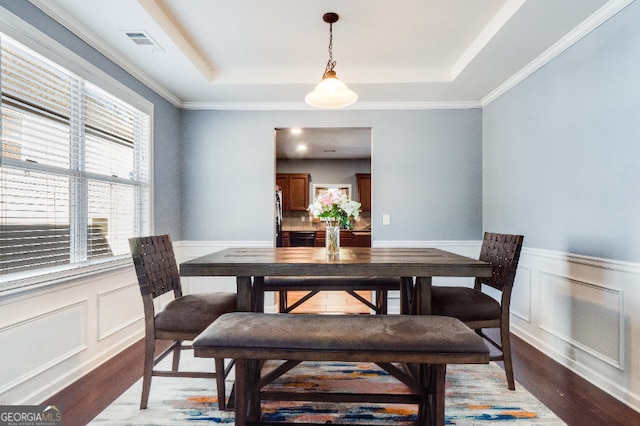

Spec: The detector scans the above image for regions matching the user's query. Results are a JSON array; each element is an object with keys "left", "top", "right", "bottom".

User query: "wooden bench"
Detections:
[
  {"left": 193, "top": 312, "right": 489, "bottom": 426},
  {"left": 262, "top": 276, "right": 402, "bottom": 313}
]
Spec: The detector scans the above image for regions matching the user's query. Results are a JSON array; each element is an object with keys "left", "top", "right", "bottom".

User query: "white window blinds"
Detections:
[{"left": 0, "top": 34, "right": 150, "bottom": 279}]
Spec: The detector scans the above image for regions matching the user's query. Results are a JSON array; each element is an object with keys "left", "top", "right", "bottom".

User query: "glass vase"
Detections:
[{"left": 325, "top": 222, "right": 340, "bottom": 257}]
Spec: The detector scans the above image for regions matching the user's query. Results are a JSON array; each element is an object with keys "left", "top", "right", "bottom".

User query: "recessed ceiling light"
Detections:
[
  {"left": 296, "top": 144, "right": 308, "bottom": 151},
  {"left": 290, "top": 128, "right": 302, "bottom": 135}
]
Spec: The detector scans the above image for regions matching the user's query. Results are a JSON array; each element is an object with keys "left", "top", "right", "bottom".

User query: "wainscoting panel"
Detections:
[
  {"left": 511, "top": 264, "right": 532, "bottom": 323},
  {"left": 97, "top": 282, "right": 143, "bottom": 341},
  {"left": 538, "top": 272, "right": 623, "bottom": 369},
  {"left": 511, "top": 248, "right": 640, "bottom": 411},
  {"left": 0, "top": 300, "right": 87, "bottom": 400},
  {"left": 0, "top": 265, "right": 144, "bottom": 404}
]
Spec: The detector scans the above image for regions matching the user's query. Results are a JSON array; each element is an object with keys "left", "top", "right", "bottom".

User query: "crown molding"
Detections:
[
  {"left": 181, "top": 100, "right": 482, "bottom": 111},
  {"left": 28, "top": 0, "right": 183, "bottom": 108},
  {"left": 28, "top": 0, "right": 633, "bottom": 112},
  {"left": 481, "top": 0, "right": 634, "bottom": 106}
]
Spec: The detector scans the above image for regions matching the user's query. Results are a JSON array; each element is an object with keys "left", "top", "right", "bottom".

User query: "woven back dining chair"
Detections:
[
  {"left": 129, "top": 234, "right": 236, "bottom": 409},
  {"left": 431, "top": 232, "right": 524, "bottom": 390}
]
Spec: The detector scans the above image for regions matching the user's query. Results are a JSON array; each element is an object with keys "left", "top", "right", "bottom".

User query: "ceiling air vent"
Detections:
[{"left": 125, "top": 31, "right": 160, "bottom": 48}]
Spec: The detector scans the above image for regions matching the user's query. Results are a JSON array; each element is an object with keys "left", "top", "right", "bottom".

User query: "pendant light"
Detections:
[{"left": 305, "top": 13, "right": 358, "bottom": 109}]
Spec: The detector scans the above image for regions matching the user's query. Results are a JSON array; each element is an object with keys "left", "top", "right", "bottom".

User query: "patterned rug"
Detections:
[{"left": 91, "top": 352, "right": 565, "bottom": 425}]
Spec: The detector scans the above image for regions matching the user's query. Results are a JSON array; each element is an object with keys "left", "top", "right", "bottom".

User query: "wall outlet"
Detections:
[
  {"left": 301, "top": 216, "right": 306, "bottom": 222},
  {"left": 382, "top": 214, "right": 390, "bottom": 225}
]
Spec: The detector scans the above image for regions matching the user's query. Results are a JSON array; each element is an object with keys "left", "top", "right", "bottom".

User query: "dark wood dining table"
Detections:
[{"left": 179, "top": 247, "right": 493, "bottom": 314}]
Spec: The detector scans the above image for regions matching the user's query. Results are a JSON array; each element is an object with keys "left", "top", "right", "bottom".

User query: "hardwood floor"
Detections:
[
  {"left": 43, "top": 291, "right": 640, "bottom": 425},
  {"left": 280, "top": 290, "right": 373, "bottom": 314}
]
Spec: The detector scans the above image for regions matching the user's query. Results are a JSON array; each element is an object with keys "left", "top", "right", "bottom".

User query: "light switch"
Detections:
[{"left": 382, "top": 214, "right": 390, "bottom": 225}]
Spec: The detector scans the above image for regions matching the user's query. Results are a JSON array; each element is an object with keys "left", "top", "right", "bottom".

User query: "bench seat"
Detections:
[{"left": 193, "top": 312, "right": 489, "bottom": 425}]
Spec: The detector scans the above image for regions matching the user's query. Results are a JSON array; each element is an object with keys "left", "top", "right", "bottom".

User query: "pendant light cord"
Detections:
[{"left": 323, "top": 22, "right": 336, "bottom": 78}]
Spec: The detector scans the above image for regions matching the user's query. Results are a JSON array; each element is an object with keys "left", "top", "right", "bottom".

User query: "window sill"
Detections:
[{"left": 0, "top": 256, "right": 133, "bottom": 300}]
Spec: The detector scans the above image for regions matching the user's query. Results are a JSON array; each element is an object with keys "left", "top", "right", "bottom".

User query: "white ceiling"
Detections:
[
  {"left": 276, "top": 128, "right": 372, "bottom": 160},
  {"left": 28, "top": 0, "right": 618, "bottom": 110}
]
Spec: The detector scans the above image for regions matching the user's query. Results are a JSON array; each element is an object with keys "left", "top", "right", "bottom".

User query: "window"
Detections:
[{"left": 0, "top": 33, "right": 150, "bottom": 285}]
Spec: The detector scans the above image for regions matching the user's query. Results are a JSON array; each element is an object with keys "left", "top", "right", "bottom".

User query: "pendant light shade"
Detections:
[
  {"left": 305, "top": 13, "right": 357, "bottom": 109},
  {"left": 305, "top": 70, "right": 358, "bottom": 108}
]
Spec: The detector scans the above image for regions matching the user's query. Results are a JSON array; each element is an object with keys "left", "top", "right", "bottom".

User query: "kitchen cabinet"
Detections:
[
  {"left": 281, "top": 231, "right": 290, "bottom": 247},
  {"left": 356, "top": 173, "right": 371, "bottom": 212},
  {"left": 276, "top": 173, "right": 310, "bottom": 211},
  {"left": 315, "top": 230, "right": 355, "bottom": 247},
  {"left": 352, "top": 231, "right": 372, "bottom": 247}
]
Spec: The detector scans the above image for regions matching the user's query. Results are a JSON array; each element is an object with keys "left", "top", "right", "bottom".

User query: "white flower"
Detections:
[{"left": 307, "top": 189, "right": 361, "bottom": 228}]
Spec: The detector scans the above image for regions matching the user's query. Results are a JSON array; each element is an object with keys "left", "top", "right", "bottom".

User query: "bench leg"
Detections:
[
  {"left": 247, "top": 359, "right": 262, "bottom": 422},
  {"left": 416, "top": 364, "right": 446, "bottom": 426},
  {"left": 234, "top": 359, "right": 263, "bottom": 425},
  {"left": 432, "top": 364, "right": 446, "bottom": 426},
  {"left": 234, "top": 359, "right": 248, "bottom": 426}
]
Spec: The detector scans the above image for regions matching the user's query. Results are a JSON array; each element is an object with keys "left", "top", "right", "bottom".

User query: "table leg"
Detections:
[
  {"left": 253, "top": 276, "right": 264, "bottom": 313},
  {"left": 236, "top": 276, "right": 253, "bottom": 312},
  {"left": 416, "top": 276, "right": 432, "bottom": 315},
  {"left": 400, "top": 277, "right": 413, "bottom": 314}
]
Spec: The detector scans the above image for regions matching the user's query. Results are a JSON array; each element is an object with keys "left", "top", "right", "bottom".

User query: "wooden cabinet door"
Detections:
[
  {"left": 356, "top": 173, "right": 371, "bottom": 212},
  {"left": 340, "top": 230, "right": 353, "bottom": 247},
  {"left": 276, "top": 174, "right": 290, "bottom": 211},
  {"left": 352, "top": 232, "right": 372, "bottom": 247},
  {"left": 281, "top": 231, "right": 290, "bottom": 247},
  {"left": 276, "top": 173, "right": 309, "bottom": 211},
  {"left": 288, "top": 174, "right": 309, "bottom": 211}
]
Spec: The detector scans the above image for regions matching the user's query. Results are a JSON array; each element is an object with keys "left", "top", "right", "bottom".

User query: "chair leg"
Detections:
[
  {"left": 501, "top": 325, "right": 515, "bottom": 390},
  {"left": 172, "top": 340, "right": 182, "bottom": 372},
  {"left": 140, "top": 337, "right": 156, "bottom": 409},
  {"left": 215, "top": 358, "right": 227, "bottom": 410}
]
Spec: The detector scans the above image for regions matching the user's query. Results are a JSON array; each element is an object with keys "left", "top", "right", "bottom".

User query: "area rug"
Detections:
[{"left": 91, "top": 352, "right": 565, "bottom": 425}]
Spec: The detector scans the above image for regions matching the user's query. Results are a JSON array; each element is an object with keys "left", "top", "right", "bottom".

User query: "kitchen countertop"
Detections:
[{"left": 282, "top": 223, "right": 371, "bottom": 233}]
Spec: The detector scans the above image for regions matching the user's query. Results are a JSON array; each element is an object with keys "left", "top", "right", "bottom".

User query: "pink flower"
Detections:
[{"left": 318, "top": 189, "right": 343, "bottom": 206}]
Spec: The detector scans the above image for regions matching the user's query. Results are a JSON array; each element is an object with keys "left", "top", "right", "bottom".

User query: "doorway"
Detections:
[
  {"left": 274, "top": 127, "right": 372, "bottom": 245},
  {"left": 274, "top": 127, "right": 373, "bottom": 314}
]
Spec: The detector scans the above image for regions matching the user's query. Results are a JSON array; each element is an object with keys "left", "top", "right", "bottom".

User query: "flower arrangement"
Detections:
[{"left": 308, "top": 189, "right": 361, "bottom": 229}]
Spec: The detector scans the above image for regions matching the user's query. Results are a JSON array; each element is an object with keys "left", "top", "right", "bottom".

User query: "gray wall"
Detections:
[
  {"left": 0, "top": 0, "right": 184, "bottom": 239},
  {"left": 483, "top": 1, "right": 640, "bottom": 262},
  {"left": 181, "top": 109, "right": 483, "bottom": 242},
  {"left": 1, "top": 2, "right": 481, "bottom": 246}
]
